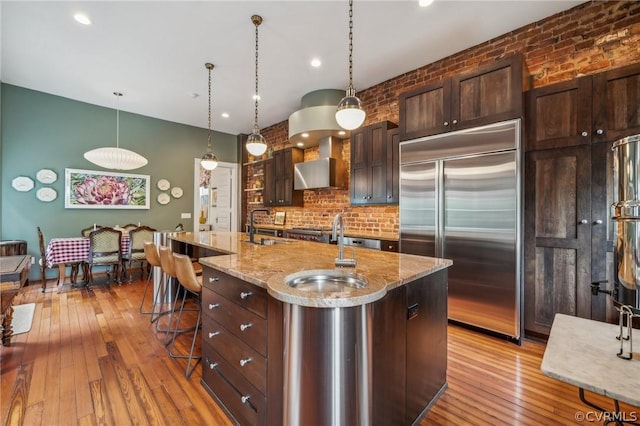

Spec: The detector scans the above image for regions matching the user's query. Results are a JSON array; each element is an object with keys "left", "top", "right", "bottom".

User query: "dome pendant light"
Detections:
[
  {"left": 246, "top": 14, "right": 268, "bottom": 157},
  {"left": 84, "top": 92, "right": 148, "bottom": 170},
  {"left": 201, "top": 62, "right": 219, "bottom": 171},
  {"left": 335, "top": 0, "right": 366, "bottom": 131}
]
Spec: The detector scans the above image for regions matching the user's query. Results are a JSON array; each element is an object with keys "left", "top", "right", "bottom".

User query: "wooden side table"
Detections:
[{"left": 0, "top": 255, "right": 31, "bottom": 346}]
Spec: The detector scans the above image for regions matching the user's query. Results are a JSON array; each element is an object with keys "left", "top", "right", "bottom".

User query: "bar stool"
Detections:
[
  {"left": 140, "top": 242, "right": 162, "bottom": 315},
  {"left": 169, "top": 252, "right": 203, "bottom": 377},
  {"left": 157, "top": 246, "right": 199, "bottom": 345}
]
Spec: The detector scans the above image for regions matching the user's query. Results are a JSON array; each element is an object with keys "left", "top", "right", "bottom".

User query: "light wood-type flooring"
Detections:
[{"left": 1, "top": 274, "right": 637, "bottom": 425}]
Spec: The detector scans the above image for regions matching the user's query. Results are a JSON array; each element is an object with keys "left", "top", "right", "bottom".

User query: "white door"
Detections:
[{"left": 193, "top": 160, "right": 239, "bottom": 232}]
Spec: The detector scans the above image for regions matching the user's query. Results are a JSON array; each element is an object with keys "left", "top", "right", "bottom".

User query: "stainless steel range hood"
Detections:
[
  {"left": 294, "top": 136, "right": 346, "bottom": 190},
  {"left": 289, "top": 89, "right": 347, "bottom": 190}
]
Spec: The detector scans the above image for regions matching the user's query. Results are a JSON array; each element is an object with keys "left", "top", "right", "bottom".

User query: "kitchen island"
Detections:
[{"left": 169, "top": 231, "right": 452, "bottom": 426}]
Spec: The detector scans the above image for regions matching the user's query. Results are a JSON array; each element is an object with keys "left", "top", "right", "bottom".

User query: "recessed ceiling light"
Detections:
[
  {"left": 418, "top": 0, "right": 434, "bottom": 7},
  {"left": 338, "top": 130, "right": 346, "bottom": 136},
  {"left": 296, "top": 142, "right": 305, "bottom": 147},
  {"left": 310, "top": 58, "right": 322, "bottom": 68},
  {"left": 301, "top": 133, "right": 309, "bottom": 138},
  {"left": 221, "top": 112, "right": 229, "bottom": 118},
  {"left": 74, "top": 13, "right": 91, "bottom": 25}
]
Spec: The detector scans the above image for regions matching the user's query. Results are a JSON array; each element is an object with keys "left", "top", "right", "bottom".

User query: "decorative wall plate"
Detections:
[
  {"left": 157, "top": 193, "right": 171, "bottom": 205},
  {"left": 170, "top": 186, "right": 183, "bottom": 198},
  {"left": 157, "top": 179, "right": 170, "bottom": 190},
  {"left": 36, "top": 187, "right": 57, "bottom": 202},
  {"left": 11, "top": 176, "right": 35, "bottom": 192},
  {"left": 36, "top": 169, "right": 58, "bottom": 184}
]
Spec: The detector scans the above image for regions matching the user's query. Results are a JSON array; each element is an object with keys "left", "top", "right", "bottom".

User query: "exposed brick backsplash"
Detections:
[{"left": 247, "top": 1, "right": 640, "bottom": 234}]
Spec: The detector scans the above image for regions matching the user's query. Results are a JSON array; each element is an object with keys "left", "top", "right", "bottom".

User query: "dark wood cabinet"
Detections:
[
  {"left": 350, "top": 121, "right": 398, "bottom": 205},
  {"left": 200, "top": 267, "right": 283, "bottom": 426},
  {"left": 386, "top": 127, "right": 401, "bottom": 204},
  {"left": 526, "top": 62, "right": 640, "bottom": 151},
  {"left": 523, "top": 62, "right": 639, "bottom": 336},
  {"left": 264, "top": 148, "right": 303, "bottom": 207},
  {"left": 592, "top": 62, "right": 640, "bottom": 143},
  {"left": 525, "top": 77, "right": 593, "bottom": 151},
  {"left": 524, "top": 141, "right": 615, "bottom": 336},
  {"left": 399, "top": 54, "right": 524, "bottom": 141}
]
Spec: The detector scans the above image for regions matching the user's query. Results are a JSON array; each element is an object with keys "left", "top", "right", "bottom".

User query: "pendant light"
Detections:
[
  {"left": 246, "top": 14, "right": 268, "bottom": 157},
  {"left": 84, "top": 92, "right": 148, "bottom": 170},
  {"left": 201, "top": 62, "right": 219, "bottom": 171},
  {"left": 335, "top": 0, "right": 366, "bottom": 131}
]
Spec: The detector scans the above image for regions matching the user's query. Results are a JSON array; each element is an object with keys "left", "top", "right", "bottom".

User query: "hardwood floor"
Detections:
[{"left": 1, "top": 276, "right": 636, "bottom": 425}]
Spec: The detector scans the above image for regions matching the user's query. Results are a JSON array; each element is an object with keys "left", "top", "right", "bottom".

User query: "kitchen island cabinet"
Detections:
[{"left": 170, "top": 231, "right": 451, "bottom": 426}]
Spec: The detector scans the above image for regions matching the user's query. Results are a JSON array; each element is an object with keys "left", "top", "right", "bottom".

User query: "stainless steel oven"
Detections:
[{"left": 284, "top": 227, "right": 331, "bottom": 243}]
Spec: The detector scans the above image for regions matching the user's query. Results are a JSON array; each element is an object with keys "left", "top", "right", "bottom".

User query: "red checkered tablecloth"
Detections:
[{"left": 46, "top": 236, "right": 130, "bottom": 268}]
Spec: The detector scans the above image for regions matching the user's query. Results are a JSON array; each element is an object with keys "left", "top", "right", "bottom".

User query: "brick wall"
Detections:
[{"left": 247, "top": 0, "right": 640, "bottom": 233}]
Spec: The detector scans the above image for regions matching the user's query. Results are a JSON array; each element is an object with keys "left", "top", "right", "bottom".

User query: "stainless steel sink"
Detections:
[{"left": 285, "top": 269, "right": 368, "bottom": 292}]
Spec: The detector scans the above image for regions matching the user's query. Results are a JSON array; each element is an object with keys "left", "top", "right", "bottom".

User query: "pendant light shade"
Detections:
[
  {"left": 246, "top": 131, "right": 267, "bottom": 156},
  {"left": 84, "top": 92, "right": 148, "bottom": 170},
  {"left": 246, "top": 14, "right": 268, "bottom": 157},
  {"left": 336, "top": 0, "right": 366, "bottom": 131},
  {"left": 201, "top": 62, "right": 219, "bottom": 171}
]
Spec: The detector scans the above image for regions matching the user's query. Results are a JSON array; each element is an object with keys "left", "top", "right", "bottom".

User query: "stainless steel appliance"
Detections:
[
  {"left": 284, "top": 227, "right": 331, "bottom": 243},
  {"left": 612, "top": 134, "right": 640, "bottom": 311},
  {"left": 399, "top": 119, "right": 522, "bottom": 340}
]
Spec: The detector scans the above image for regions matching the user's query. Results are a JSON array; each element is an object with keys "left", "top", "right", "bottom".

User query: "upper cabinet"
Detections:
[
  {"left": 350, "top": 121, "right": 398, "bottom": 205},
  {"left": 264, "top": 147, "right": 303, "bottom": 207},
  {"left": 526, "top": 62, "right": 640, "bottom": 151},
  {"left": 399, "top": 54, "right": 525, "bottom": 141}
]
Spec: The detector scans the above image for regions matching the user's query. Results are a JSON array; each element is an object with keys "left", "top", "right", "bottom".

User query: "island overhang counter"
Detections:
[{"left": 169, "top": 231, "right": 452, "bottom": 426}]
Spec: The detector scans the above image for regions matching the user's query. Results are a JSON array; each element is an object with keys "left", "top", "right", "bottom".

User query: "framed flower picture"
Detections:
[{"left": 64, "top": 168, "right": 150, "bottom": 209}]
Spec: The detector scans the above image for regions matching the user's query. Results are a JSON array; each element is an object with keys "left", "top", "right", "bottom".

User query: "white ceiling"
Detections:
[{"left": 1, "top": 0, "right": 583, "bottom": 136}]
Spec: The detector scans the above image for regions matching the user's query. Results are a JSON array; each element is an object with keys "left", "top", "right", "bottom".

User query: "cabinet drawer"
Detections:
[
  {"left": 203, "top": 268, "right": 267, "bottom": 318},
  {"left": 202, "top": 317, "right": 267, "bottom": 395},
  {"left": 202, "top": 343, "right": 266, "bottom": 426},
  {"left": 202, "top": 287, "right": 267, "bottom": 356}
]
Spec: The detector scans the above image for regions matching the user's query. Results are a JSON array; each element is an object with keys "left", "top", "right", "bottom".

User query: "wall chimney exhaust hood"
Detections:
[
  {"left": 289, "top": 90, "right": 348, "bottom": 190},
  {"left": 288, "top": 89, "right": 350, "bottom": 147},
  {"left": 294, "top": 136, "right": 346, "bottom": 190}
]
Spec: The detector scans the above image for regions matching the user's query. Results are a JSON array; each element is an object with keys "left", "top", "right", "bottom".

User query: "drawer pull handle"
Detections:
[
  {"left": 241, "top": 395, "right": 251, "bottom": 404},
  {"left": 208, "top": 331, "right": 220, "bottom": 338},
  {"left": 240, "top": 323, "right": 252, "bottom": 331},
  {"left": 209, "top": 277, "right": 220, "bottom": 283},
  {"left": 205, "top": 357, "right": 218, "bottom": 370},
  {"left": 208, "top": 303, "right": 220, "bottom": 309},
  {"left": 240, "top": 291, "right": 252, "bottom": 299},
  {"left": 239, "top": 357, "right": 252, "bottom": 367}
]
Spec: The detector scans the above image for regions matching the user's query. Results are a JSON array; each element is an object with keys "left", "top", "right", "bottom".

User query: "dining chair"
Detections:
[
  {"left": 169, "top": 252, "right": 203, "bottom": 377},
  {"left": 123, "top": 225, "right": 156, "bottom": 282},
  {"left": 86, "top": 226, "right": 123, "bottom": 287},
  {"left": 81, "top": 225, "right": 103, "bottom": 237},
  {"left": 122, "top": 224, "right": 138, "bottom": 231},
  {"left": 37, "top": 226, "right": 84, "bottom": 292}
]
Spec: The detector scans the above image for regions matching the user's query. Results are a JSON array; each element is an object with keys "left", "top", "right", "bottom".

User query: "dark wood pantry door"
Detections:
[{"left": 524, "top": 145, "right": 592, "bottom": 336}]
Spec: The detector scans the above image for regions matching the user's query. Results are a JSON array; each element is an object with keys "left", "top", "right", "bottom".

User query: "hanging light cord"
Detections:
[
  {"left": 207, "top": 64, "right": 213, "bottom": 150},
  {"left": 114, "top": 92, "right": 122, "bottom": 148},
  {"left": 253, "top": 16, "right": 260, "bottom": 134},
  {"left": 347, "top": 0, "right": 354, "bottom": 91}
]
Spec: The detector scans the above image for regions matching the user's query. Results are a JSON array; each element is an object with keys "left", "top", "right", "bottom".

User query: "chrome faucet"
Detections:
[
  {"left": 332, "top": 213, "right": 356, "bottom": 267},
  {"left": 249, "top": 208, "right": 269, "bottom": 243}
]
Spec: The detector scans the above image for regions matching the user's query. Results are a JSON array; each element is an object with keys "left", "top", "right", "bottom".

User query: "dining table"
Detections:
[{"left": 45, "top": 235, "right": 130, "bottom": 293}]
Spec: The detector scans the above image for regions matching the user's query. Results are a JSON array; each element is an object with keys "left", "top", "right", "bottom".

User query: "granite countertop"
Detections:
[
  {"left": 251, "top": 223, "right": 399, "bottom": 242},
  {"left": 170, "top": 231, "right": 450, "bottom": 308},
  {"left": 541, "top": 313, "right": 640, "bottom": 407}
]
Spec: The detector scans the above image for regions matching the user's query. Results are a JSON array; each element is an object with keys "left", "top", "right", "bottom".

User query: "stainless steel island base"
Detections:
[{"left": 283, "top": 303, "right": 373, "bottom": 426}]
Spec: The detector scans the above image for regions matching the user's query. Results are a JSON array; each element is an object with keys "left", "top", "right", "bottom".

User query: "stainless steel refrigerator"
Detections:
[{"left": 399, "top": 119, "right": 522, "bottom": 340}]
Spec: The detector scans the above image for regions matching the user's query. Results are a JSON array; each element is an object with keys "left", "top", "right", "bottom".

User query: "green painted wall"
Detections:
[{"left": 1, "top": 83, "right": 239, "bottom": 281}]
